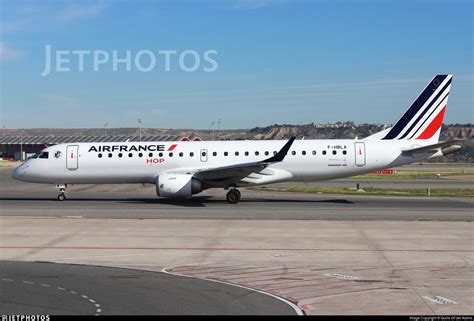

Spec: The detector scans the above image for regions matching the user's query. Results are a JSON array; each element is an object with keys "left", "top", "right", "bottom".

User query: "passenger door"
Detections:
[
  {"left": 354, "top": 142, "right": 366, "bottom": 167},
  {"left": 66, "top": 145, "right": 79, "bottom": 170}
]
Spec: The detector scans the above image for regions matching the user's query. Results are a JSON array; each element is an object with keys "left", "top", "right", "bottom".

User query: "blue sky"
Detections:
[{"left": 1, "top": 0, "right": 472, "bottom": 129}]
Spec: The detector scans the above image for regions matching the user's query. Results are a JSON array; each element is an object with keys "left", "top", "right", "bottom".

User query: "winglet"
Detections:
[{"left": 262, "top": 137, "right": 296, "bottom": 163}]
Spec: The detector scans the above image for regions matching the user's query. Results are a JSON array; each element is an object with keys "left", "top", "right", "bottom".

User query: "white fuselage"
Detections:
[
  {"left": 12, "top": 139, "right": 427, "bottom": 187},
  {"left": 12, "top": 75, "right": 454, "bottom": 201}
]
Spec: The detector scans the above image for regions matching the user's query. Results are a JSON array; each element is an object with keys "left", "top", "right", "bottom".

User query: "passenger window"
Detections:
[
  {"left": 118, "top": 153, "right": 123, "bottom": 158},
  {"left": 169, "top": 152, "right": 173, "bottom": 157},
  {"left": 265, "top": 151, "right": 269, "bottom": 156},
  {"left": 312, "top": 151, "right": 316, "bottom": 155},
  {"left": 302, "top": 151, "right": 306, "bottom": 155},
  {"left": 322, "top": 151, "right": 327, "bottom": 155},
  {"left": 179, "top": 152, "right": 184, "bottom": 157},
  {"left": 332, "top": 150, "right": 337, "bottom": 155},
  {"left": 128, "top": 153, "right": 133, "bottom": 157},
  {"left": 213, "top": 152, "right": 217, "bottom": 156},
  {"left": 202, "top": 151, "right": 207, "bottom": 157},
  {"left": 273, "top": 151, "right": 277, "bottom": 155},
  {"left": 245, "top": 151, "right": 249, "bottom": 156},
  {"left": 159, "top": 152, "right": 163, "bottom": 157},
  {"left": 235, "top": 151, "right": 239, "bottom": 156},
  {"left": 343, "top": 150, "right": 347, "bottom": 155},
  {"left": 108, "top": 153, "right": 113, "bottom": 158},
  {"left": 98, "top": 153, "right": 102, "bottom": 158},
  {"left": 139, "top": 153, "right": 143, "bottom": 157},
  {"left": 224, "top": 152, "right": 228, "bottom": 156},
  {"left": 149, "top": 152, "right": 153, "bottom": 157},
  {"left": 255, "top": 151, "right": 259, "bottom": 156},
  {"left": 190, "top": 152, "right": 194, "bottom": 157},
  {"left": 291, "top": 151, "right": 296, "bottom": 155}
]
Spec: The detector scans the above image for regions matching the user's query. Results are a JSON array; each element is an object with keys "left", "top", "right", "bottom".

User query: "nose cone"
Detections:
[{"left": 12, "top": 164, "right": 27, "bottom": 181}]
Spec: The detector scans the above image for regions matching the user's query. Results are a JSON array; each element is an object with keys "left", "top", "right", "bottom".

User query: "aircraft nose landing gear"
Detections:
[
  {"left": 226, "top": 189, "right": 241, "bottom": 204},
  {"left": 55, "top": 184, "right": 67, "bottom": 201}
]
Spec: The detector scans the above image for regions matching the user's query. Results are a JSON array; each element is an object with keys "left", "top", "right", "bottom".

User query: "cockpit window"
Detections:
[{"left": 31, "top": 152, "right": 49, "bottom": 159}]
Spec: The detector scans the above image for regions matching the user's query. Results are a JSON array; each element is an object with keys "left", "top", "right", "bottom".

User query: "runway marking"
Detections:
[
  {"left": 1, "top": 278, "right": 102, "bottom": 315},
  {"left": 424, "top": 296, "right": 457, "bottom": 305},
  {"left": 162, "top": 265, "right": 304, "bottom": 316},
  {"left": 323, "top": 273, "right": 360, "bottom": 280}
]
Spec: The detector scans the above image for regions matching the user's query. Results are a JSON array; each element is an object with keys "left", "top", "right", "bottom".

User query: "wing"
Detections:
[
  {"left": 401, "top": 140, "right": 464, "bottom": 156},
  {"left": 169, "top": 137, "right": 296, "bottom": 183}
]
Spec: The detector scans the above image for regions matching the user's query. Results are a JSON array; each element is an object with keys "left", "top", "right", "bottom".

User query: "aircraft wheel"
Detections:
[
  {"left": 57, "top": 193, "right": 67, "bottom": 201},
  {"left": 226, "top": 189, "right": 241, "bottom": 204}
]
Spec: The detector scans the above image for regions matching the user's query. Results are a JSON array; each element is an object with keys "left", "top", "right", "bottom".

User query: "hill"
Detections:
[{"left": 3, "top": 123, "right": 472, "bottom": 162}]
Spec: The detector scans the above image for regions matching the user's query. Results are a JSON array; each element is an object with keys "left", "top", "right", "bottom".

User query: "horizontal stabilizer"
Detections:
[{"left": 401, "top": 140, "right": 464, "bottom": 156}]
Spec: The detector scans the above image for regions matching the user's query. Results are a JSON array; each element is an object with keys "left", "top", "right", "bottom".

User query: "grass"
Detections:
[{"left": 252, "top": 186, "right": 474, "bottom": 197}]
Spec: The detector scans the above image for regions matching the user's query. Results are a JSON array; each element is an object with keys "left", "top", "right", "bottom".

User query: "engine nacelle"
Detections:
[{"left": 156, "top": 173, "right": 202, "bottom": 198}]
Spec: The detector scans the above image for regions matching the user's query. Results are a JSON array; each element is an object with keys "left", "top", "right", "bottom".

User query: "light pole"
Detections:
[
  {"left": 137, "top": 119, "right": 142, "bottom": 142},
  {"left": 20, "top": 130, "right": 24, "bottom": 161},
  {"left": 2, "top": 125, "right": 5, "bottom": 137},
  {"left": 104, "top": 122, "right": 108, "bottom": 137},
  {"left": 211, "top": 121, "right": 215, "bottom": 140}
]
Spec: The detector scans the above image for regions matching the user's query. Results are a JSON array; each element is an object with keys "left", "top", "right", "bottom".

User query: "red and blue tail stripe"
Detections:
[{"left": 382, "top": 75, "right": 452, "bottom": 140}]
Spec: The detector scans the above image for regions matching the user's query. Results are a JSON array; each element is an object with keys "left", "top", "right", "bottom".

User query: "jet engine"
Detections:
[{"left": 156, "top": 173, "right": 202, "bottom": 198}]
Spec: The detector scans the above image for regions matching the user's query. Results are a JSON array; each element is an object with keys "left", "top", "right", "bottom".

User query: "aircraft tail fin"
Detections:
[{"left": 366, "top": 75, "right": 453, "bottom": 143}]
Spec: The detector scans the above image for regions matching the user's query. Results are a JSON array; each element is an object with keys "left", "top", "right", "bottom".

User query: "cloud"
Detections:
[
  {"left": 0, "top": 43, "right": 25, "bottom": 63},
  {"left": 57, "top": 2, "right": 108, "bottom": 22},
  {"left": 0, "top": 1, "right": 108, "bottom": 35},
  {"left": 0, "top": 19, "right": 28, "bottom": 34}
]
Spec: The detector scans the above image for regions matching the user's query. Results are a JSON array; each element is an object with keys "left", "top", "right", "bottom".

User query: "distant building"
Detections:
[{"left": 0, "top": 135, "right": 179, "bottom": 160}]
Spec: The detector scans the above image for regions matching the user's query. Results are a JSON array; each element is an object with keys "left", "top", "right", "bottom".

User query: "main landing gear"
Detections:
[
  {"left": 55, "top": 184, "right": 67, "bottom": 201},
  {"left": 226, "top": 188, "right": 241, "bottom": 204}
]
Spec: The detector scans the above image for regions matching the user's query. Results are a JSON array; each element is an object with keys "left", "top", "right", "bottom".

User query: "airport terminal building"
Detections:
[{"left": 0, "top": 135, "right": 179, "bottom": 160}]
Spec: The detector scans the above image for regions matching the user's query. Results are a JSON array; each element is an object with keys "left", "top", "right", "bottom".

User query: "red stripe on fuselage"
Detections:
[
  {"left": 416, "top": 106, "right": 446, "bottom": 140},
  {"left": 167, "top": 144, "right": 178, "bottom": 151}
]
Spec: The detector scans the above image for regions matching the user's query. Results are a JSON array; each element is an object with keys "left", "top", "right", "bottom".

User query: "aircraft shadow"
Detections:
[{"left": 0, "top": 197, "right": 354, "bottom": 208}]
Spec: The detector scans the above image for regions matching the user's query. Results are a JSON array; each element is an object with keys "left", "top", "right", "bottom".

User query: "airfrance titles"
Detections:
[{"left": 88, "top": 145, "right": 170, "bottom": 153}]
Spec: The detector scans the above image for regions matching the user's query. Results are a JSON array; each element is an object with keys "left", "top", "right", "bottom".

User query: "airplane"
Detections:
[{"left": 12, "top": 75, "right": 462, "bottom": 203}]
